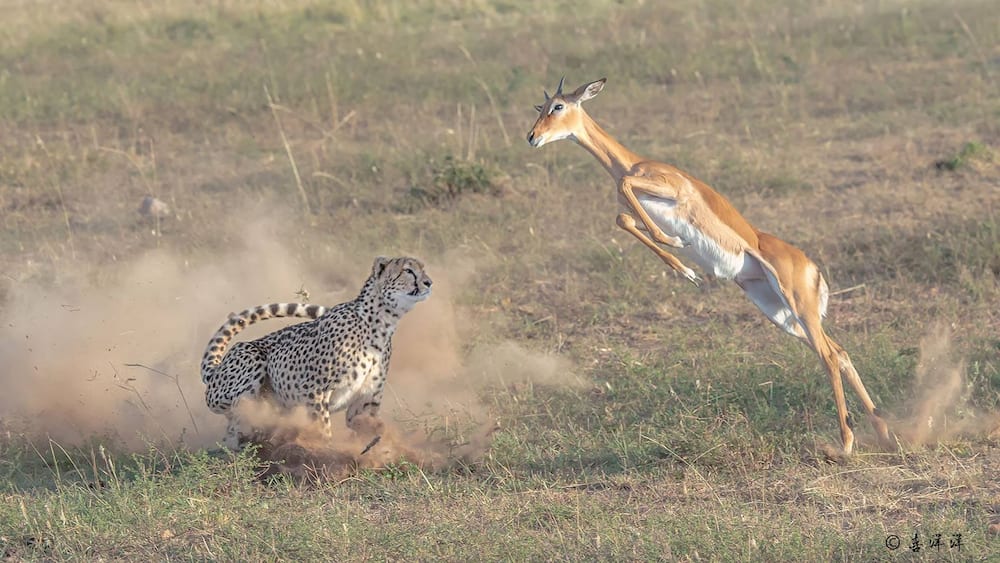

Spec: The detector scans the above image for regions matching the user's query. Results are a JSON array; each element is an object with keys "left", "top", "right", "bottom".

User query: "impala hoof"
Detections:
[
  {"left": 876, "top": 430, "right": 898, "bottom": 452},
  {"left": 684, "top": 270, "right": 700, "bottom": 286},
  {"left": 820, "top": 443, "right": 850, "bottom": 464}
]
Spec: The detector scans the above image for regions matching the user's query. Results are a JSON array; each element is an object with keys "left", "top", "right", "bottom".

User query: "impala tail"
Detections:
[{"left": 200, "top": 303, "right": 326, "bottom": 383}]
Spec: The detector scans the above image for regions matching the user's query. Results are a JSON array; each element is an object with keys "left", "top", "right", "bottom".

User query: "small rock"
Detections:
[{"left": 138, "top": 196, "right": 170, "bottom": 218}]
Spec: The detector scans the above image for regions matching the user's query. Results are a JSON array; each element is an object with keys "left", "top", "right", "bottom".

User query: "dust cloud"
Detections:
[
  {"left": 891, "top": 323, "right": 999, "bottom": 447},
  {"left": 0, "top": 217, "right": 575, "bottom": 474}
]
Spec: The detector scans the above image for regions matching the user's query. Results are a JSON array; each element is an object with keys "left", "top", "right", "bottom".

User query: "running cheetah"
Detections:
[{"left": 200, "top": 256, "right": 432, "bottom": 450}]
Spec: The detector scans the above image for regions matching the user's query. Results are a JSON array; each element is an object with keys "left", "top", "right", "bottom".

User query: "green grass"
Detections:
[
  {"left": 402, "top": 154, "right": 504, "bottom": 211},
  {"left": 936, "top": 141, "right": 995, "bottom": 171},
  {"left": 2, "top": 0, "right": 999, "bottom": 560}
]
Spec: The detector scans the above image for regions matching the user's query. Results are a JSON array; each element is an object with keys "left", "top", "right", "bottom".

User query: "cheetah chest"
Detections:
[{"left": 328, "top": 347, "right": 386, "bottom": 411}]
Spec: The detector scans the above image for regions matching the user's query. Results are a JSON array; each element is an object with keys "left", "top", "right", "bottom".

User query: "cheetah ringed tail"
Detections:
[{"left": 199, "top": 303, "right": 326, "bottom": 383}]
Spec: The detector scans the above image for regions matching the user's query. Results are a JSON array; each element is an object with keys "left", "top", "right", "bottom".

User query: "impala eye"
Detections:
[{"left": 553, "top": 103, "right": 564, "bottom": 111}]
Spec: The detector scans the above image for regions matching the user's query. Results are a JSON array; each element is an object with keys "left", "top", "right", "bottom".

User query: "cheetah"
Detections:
[{"left": 200, "top": 256, "right": 432, "bottom": 450}]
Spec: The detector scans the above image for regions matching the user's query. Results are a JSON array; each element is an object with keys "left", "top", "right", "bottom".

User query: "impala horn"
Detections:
[{"left": 556, "top": 76, "right": 565, "bottom": 95}]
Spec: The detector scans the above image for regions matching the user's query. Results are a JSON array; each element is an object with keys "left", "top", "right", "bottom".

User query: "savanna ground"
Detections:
[{"left": 1, "top": 0, "right": 999, "bottom": 560}]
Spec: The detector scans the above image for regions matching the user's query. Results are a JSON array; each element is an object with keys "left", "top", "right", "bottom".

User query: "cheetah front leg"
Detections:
[
  {"left": 305, "top": 392, "right": 337, "bottom": 442},
  {"left": 345, "top": 386, "right": 385, "bottom": 441}
]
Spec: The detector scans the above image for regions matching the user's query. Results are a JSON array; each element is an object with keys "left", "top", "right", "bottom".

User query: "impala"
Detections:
[{"left": 527, "top": 77, "right": 893, "bottom": 456}]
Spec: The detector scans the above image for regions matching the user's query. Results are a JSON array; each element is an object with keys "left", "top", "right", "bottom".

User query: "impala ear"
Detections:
[
  {"left": 570, "top": 78, "right": 606, "bottom": 104},
  {"left": 534, "top": 104, "right": 543, "bottom": 112}
]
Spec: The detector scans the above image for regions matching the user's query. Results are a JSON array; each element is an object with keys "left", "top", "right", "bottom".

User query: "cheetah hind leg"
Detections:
[
  {"left": 206, "top": 342, "right": 269, "bottom": 450},
  {"left": 220, "top": 396, "right": 271, "bottom": 451},
  {"left": 222, "top": 406, "right": 247, "bottom": 450}
]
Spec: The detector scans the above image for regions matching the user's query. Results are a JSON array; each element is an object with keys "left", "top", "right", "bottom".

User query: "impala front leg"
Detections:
[
  {"left": 617, "top": 213, "right": 699, "bottom": 285},
  {"left": 618, "top": 175, "right": 686, "bottom": 249}
]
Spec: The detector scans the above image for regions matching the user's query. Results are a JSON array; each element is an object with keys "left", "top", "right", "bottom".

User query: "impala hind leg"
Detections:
[
  {"left": 738, "top": 248, "right": 855, "bottom": 456},
  {"left": 829, "top": 339, "right": 895, "bottom": 450},
  {"left": 798, "top": 315, "right": 856, "bottom": 456},
  {"left": 616, "top": 213, "right": 699, "bottom": 285},
  {"left": 794, "top": 285, "right": 895, "bottom": 454}
]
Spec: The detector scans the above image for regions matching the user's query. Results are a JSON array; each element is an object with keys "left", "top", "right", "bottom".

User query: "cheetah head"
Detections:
[{"left": 371, "top": 256, "right": 432, "bottom": 312}]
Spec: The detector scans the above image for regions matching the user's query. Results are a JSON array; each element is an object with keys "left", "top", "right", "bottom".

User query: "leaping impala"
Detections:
[{"left": 527, "top": 77, "right": 894, "bottom": 457}]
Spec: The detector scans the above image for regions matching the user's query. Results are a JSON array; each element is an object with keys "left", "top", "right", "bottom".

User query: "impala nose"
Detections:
[{"left": 527, "top": 131, "right": 535, "bottom": 144}]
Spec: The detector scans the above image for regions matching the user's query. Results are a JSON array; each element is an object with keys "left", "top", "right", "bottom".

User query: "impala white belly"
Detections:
[{"left": 633, "top": 197, "right": 745, "bottom": 280}]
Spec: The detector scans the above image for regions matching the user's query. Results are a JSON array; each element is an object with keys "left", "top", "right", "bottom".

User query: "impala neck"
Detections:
[{"left": 573, "top": 112, "right": 643, "bottom": 182}]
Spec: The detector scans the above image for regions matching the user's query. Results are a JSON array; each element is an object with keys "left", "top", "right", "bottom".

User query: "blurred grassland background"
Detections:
[{"left": 1, "top": 0, "right": 998, "bottom": 560}]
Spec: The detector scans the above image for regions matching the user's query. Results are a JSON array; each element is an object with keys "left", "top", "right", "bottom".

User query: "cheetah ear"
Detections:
[{"left": 372, "top": 256, "right": 390, "bottom": 277}]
